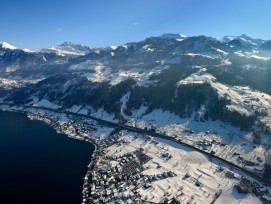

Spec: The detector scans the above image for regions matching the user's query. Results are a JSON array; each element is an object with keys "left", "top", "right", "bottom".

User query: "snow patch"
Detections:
[{"left": 33, "top": 99, "right": 61, "bottom": 109}]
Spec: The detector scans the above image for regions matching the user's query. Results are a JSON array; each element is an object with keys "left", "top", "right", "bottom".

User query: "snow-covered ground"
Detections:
[
  {"left": 105, "top": 133, "right": 263, "bottom": 204},
  {"left": 1, "top": 71, "right": 270, "bottom": 176},
  {"left": 32, "top": 99, "right": 61, "bottom": 109},
  {"left": 234, "top": 50, "right": 270, "bottom": 61},
  {"left": 178, "top": 71, "right": 271, "bottom": 117},
  {"left": 0, "top": 77, "right": 42, "bottom": 89},
  {"left": 122, "top": 106, "right": 269, "bottom": 175},
  {"left": 70, "top": 60, "right": 169, "bottom": 86}
]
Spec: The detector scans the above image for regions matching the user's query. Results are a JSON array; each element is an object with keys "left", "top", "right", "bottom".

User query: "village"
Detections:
[
  {"left": 0, "top": 103, "right": 271, "bottom": 203},
  {"left": 82, "top": 132, "right": 271, "bottom": 204}
]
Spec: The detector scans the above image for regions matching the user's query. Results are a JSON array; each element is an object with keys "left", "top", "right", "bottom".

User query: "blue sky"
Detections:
[{"left": 1, "top": 0, "right": 271, "bottom": 50}]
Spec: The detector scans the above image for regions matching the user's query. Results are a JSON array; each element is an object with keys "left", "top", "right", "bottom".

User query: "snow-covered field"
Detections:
[
  {"left": 70, "top": 60, "right": 169, "bottom": 86},
  {"left": 105, "top": 133, "right": 263, "bottom": 204},
  {"left": 178, "top": 71, "right": 271, "bottom": 117},
  {"left": 122, "top": 106, "right": 269, "bottom": 175},
  {"left": 32, "top": 99, "right": 62, "bottom": 109}
]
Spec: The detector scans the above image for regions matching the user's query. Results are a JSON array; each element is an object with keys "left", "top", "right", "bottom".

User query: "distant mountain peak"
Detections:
[
  {"left": 61, "top": 41, "right": 73, "bottom": 46},
  {"left": 259, "top": 40, "right": 271, "bottom": 50},
  {"left": 103, "top": 45, "right": 118, "bottom": 51},
  {"left": 0, "top": 42, "right": 33, "bottom": 52},
  {"left": 239, "top": 34, "right": 250, "bottom": 38},
  {"left": 161, "top": 33, "right": 188, "bottom": 38},
  {"left": 0, "top": 42, "right": 18, "bottom": 50},
  {"left": 41, "top": 42, "right": 92, "bottom": 56},
  {"left": 219, "top": 34, "right": 266, "bottom": 47},
  {"left": 159, "top": 33, "right": 188, "bottom": 41}
]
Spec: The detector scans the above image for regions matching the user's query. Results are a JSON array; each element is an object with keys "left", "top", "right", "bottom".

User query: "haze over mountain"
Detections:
[{"left": 0, "top": 33, "right": 271, "bottom": 134}]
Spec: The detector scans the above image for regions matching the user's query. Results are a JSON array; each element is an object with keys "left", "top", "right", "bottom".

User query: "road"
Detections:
[{"left": 1, "top": 103, "right": 270, "bottom": 186}]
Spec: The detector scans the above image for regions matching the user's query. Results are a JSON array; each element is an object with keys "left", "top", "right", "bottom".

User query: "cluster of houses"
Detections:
[
  {"left": 196, "top": 139, "right": 219, "bottom": 154},
  {"left": 193, "top": 136, "right": 265, "bottom": 176},
  {"left": 28, "top": 112, "right": 98, "bottom": 143},
  {"left": 81, "top": 136, "right": 179, "bottom": 204},
  {"left": 235, "top": 177, "right": 271, "bottom": 203}
]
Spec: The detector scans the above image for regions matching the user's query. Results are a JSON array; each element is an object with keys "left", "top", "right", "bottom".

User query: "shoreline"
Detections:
[{"left": 0, "top": 108, "right": 98, "bottom": 204}]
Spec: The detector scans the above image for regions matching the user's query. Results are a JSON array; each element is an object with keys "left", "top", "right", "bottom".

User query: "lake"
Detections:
[{"left": 0, "top": 110, "right": 94, "bottom": 204}]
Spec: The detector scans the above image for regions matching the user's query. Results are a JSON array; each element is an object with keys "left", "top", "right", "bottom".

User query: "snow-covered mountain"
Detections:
[
  {"left": 0, "top": 42, "right": 18, "bottom": 50},
  {"left": 158, "top": 33, "right": 188, "bottom": 41},
  {"left": 41, "top": 41, "right": 92, "bottom": 56},
  {"left": 219, "top": 34, "right": 266, "bottom": 48},
  {"left": 1, "top": 33, "right": 271, "bottom": 135},
  {"left": 0, "top": 42, "right": 32, "bottom": 52},
  {"left": 260, "top": 40, "right": 271, "bottom": 50}
]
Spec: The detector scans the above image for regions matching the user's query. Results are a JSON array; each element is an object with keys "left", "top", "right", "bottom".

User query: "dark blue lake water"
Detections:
[{"left": 0, "top": 110, "right": 94, "bottom": 204}]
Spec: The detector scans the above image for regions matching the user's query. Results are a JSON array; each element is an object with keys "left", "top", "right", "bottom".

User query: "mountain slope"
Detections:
[
  {"left": 0, "top": 33, "right": 271, "bottom": 135},
  {"left": 219, "top": 34, "right": 266, "bottom": 48}
]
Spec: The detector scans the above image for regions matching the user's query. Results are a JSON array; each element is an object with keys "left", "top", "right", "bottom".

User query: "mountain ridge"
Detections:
[
  {"left": 0, "top": 33, "right": 271, "bottom": 138},
  {"left": 1, "top": 33, "right": 269, "bottom": 56}
]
